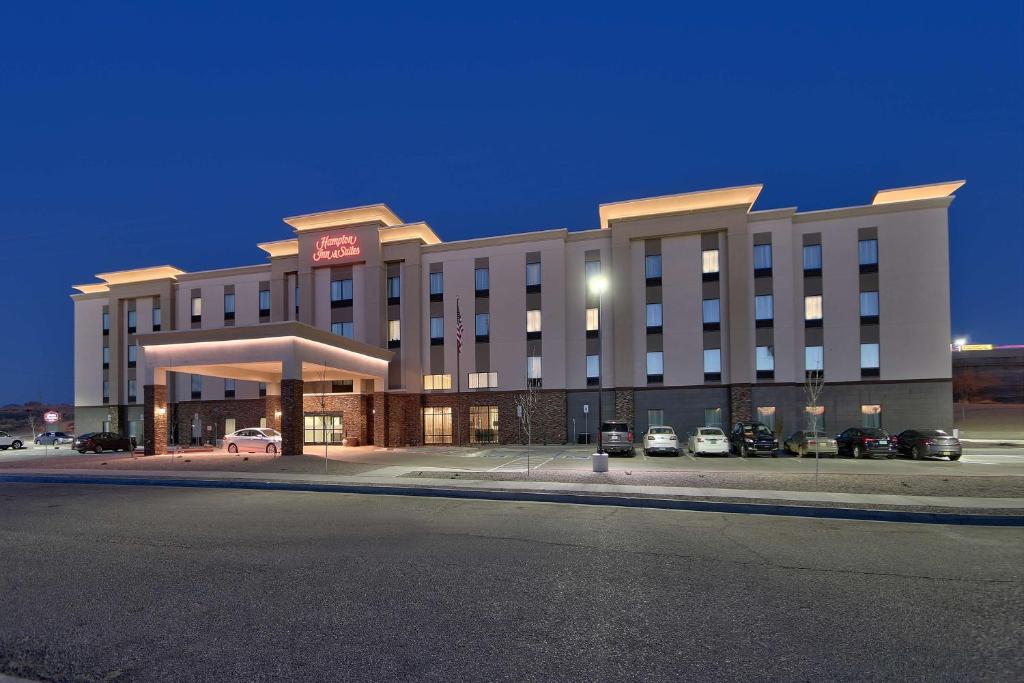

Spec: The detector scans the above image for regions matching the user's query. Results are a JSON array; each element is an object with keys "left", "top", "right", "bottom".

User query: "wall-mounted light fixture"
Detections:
[
  {"left": 275, "top": 410, "right": 282, "bottom": 418},
  {"left": 156, "top": 407, "right": 167, "bottom": 416}
]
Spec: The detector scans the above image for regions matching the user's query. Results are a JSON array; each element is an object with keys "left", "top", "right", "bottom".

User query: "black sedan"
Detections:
[
  {"left": 75, "top": 432, "right": 137, "bottom": 454},
  {"left": 836, "top": 427, "right": 896, "bottom": 459},
  {"left": 896, "top": 429, "right": 962, "bottom": 461}
]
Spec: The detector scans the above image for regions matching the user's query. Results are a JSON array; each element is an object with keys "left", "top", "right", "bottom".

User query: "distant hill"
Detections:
[{"left": 0, "top": 402, "right": 74, "bottom": 435}]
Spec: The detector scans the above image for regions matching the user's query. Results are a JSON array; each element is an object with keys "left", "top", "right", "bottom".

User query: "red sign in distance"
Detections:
[
  {"left": 43, "top": 410, "right": 60, "bottom": 424},
  {"left": 312, "top": 232, "right": 361, "bottom": 264}
]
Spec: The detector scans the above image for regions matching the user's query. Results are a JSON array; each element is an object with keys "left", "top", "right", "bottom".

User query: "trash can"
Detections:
[{"left": 592, "top": 451, "right": 608, "bottom": 473}]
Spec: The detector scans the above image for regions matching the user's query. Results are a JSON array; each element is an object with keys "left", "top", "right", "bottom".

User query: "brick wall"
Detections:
[
  {"left": 421, "top": 390, "right": 567, "bottom": 445},
  {"left": 174, "top": 398, "right": 267, "bottom": 445},
  {"left": 143, "top": 384, "right": 168, "bottom": 455},
  {"left": 301, "top": 393, "right": 370, "bottom": 444},
  {"left": 729, "top": 384, "right": 753, "bottom": 424}
]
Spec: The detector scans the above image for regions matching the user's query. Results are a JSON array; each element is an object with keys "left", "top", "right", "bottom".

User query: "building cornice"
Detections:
[
  {"left": 175, "top": 264, "right": 271, "bottom": 282},
  {"left": 748, "top": 207, "right": 798, "bottom": 222},
  {"left": 792, "top": 196, "right": 954, "bottom": 223},
  {"left": 283, "top": 204, "right": 403, "bottom": 232},
  {"left": 421, "top": 228, "right": 569, "bottom": 254},
  {"left": 599, "top": 184, "right": 763, "bottom": 228}
]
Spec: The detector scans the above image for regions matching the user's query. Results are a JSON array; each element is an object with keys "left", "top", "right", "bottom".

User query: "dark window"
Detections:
[
  {"left": 474, "top": 268, "right": 489, "bottom": 296},
  {"left": 330, "top": 279, "right": 353, "bottom": 308},
  {"left": 645, "top": 254, "right": 662, "bottom": 285},
  {"left": 332, "top": 380, "right": 354, "bottom": 393}
]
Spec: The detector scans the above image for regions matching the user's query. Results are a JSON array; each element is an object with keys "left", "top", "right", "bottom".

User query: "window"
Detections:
[
  {"left": 704, "top": 407, "right": 723, "bottom": 428},
  {"left": 258, "top": 289, "right": 271, "bottom": 315},
  {"left": 805, "top": 405, "right": 826, "bottom": 431},
  {"left": 330, "top": 279, "right": 353, "bottom": 306},
  {"left": 294, "top": 286, "right": 300, "bottom": 315},
  {"left": 803, "top": 244, "right": 822, "bottom": 272},
  {"left": 526, "top": 262, "right": 541, "bottom": 289},
  {"left": 646, "top": 351, "right": 664, "bottom": 383},
  {"left": 423, "top": 407, "right": 453, "bottom": 444},
  {"left": 468, "top": 372, "right": 498, "bottom": 389},
  {"left": 475, "top": 267, "right": 489, "bottom": 293},
  {"left": 429, "top": 271, "right": 444, "bottom": 299},
  {"left": 475, "top": 313, "right": 489, "bottom": 340},
  {"left": 127, "top": 344, "right": 137, "bottom": 368},
  {"left": 423, "top": 374, "right": 452, "bottom": 391},
  {"left": 586, "top": 307, "right": 599, "bottom": 335},
  {"left": 804, "top": 295, "right": 823, "bottom": 323},
  {"left": 387, "top": 320, "right": 401, "bottom": 346},
  {"left": 331, "top": 380, "right": 354, "bottom": 393},
  {"left": 224, "top": 292, "right": 235, "bottom": 319},
  {"left": 859, "top": 239, "right": 879, "bottom": 270},
  {"left": 152, "top": 306, "right": 161, "bottom": 331},
  {"left": 861, "top": 404, "right": 882, "bottom": 429},
  {"left": 645, "top": 254, "right": 662, "bottom": 282},
  {"left": 102, "top": 346, "right": 110, "bottom": 368},
  {"left": 753, "top": 244, "right": 772, "bottom": 274},
  {"left": 191, "top": 374, "right": 202, "bottom": 399},
  {"left": 586, "top": 355, "right": 600, "bottom": 385},
  {"left": 469, "top": 406, "right": 499, "bottom": 444},
  {"left": 527, "top": 355, "right": 542, "bottom": 386},
  {"left": 387, "top": 276, "right": 401, "bottom": 302},
  {"left": 703, "top": 348, "right": 721, "bottom": 380},
  {"left": 756, "top": 406, "right": 776, "bottom": 426},
  {"left": 331, "top": 321, "right": 354, "bottom": 339},
  {"left": 860, "top": 291, "right": 879, "bottom": 319},
  {"left": 805, "top": 346, "right": 824, "bottom": 374},
  {"left": 756, "top": 346, "right": 774, "bottom": 379},
  {"left": 585, "top": 260, "right": 601, "bottom": 283},
  {"left": 703, "top": 298, "right": 720, "bottom": 327},
  {"left": 127, "top": 379, "right": 136, "bottom": 402},
  {"left": 861, "top": 343, "right": 880, "bottom": 376},
  {"left": 224, "top": 379, "right": 235, "bottom": 398},
  {"left": 224, "top": 418, "right": 236, "bottom": 435},
  {"left": 126, "top": 310, "right": 137, "bottom": 333},
  {"left": 191, "top": 296, "right": 202, "bottom": 321},
  {"left": 702, "top": 249, "right": 720, "bottom": 275},
  {"left": 430, "top": 316, "right": 444, "bottom": 343},
  {"left": 102, "top": 311, "right": 110, "bottom": 334},
  {"left": 258, "top": 382, "right": 267, "bottom": 397},
  {"left": 754, "top": 294, "right": 774, "bottom": 323},
  {"left": 646, "top": 303, "right": 663, "bottom": 331},
  {"left": 526, "top": 310, "right": 542, "bottom": 338},
  {"left": 647, "top": 409, "right": 664, "bottom": 428},
  {"left": 102, "top": 380, "right": 110, "bottom": 402}
]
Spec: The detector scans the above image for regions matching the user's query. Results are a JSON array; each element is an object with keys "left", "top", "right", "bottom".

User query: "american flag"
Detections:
[{"left": 456, "top": 299, "right": 464, "bottom": 354}]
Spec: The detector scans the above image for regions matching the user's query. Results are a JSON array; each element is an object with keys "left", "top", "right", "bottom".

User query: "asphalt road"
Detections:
[{"left": 1, "top": 484, "right": 1022, "bottom": 682}]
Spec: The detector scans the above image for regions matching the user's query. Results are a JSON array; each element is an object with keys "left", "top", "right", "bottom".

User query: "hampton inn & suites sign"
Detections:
[{"left": 311, "top": 232, "right": 362, "bottom": 264}]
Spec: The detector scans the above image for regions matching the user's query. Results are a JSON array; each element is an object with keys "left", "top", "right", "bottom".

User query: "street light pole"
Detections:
[{"left": 589, "top": 274, "right": 609, "bottom": 457}]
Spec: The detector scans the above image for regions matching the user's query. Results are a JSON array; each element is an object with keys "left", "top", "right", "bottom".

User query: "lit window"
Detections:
[
  {"left": 468, "top": 372, "right": 498, "bottom": 389},
  {"left": 703, "top": 348, "right": 721, "bottom": 373},
  {"left": 526, "top": 310, "right": 542, "bottom": 333},
  {"left": 861, "top": 404, "right": 882, "bottom": 428},
  {"left": 646, "top": 303, "right": 662, "bottom": 328},
  {"left": 703, "top": 298, "right": 720, "bottom": 324},
  {"left": 803, "top": 244, "right": 822, "bottom": 270},
  {"left": 645, "top": 254, "right": 662, "bottom": 280},
  {"left": 753, "top": 244, "right": 772, "bottom": 271},
  {"left": 805, "top": 346, "right": 824, "bottom": 372},
  {"left": 586, "top": 307, "right": 599, "bottom": 332},
  {"left": 387, "top": 276, "right": 401, "bottom": 300},
  {"left": 756, "top": 346, "right": 775, "bottom": 371},
  {"left": 331, "top": 321, "right": 354, "bottom": 338},
  {"left": 804, "top": 295, "right": 823, "bottom": 321},
  {"left": 646, "top": 351, "right": 664, "bottom": 376},
  {"left": 586, "top": 354, "right": 599, "bottom": 379},
  {"left": 429, "top": 272, "right": 444, "bottom": 296},
  {"left": 527, "top": 356, "right": 542, "bottom": 379},
  {"left": 860, "top": 343, "right": 880, "bottom": 369},
  {"left": 756, "top": 406, "right": 776, "bottom": 425},
  {"left": 526, "top": 262, "right": 541, "bottom": 287},
  {"left": 191, "top": 296, "right": 202, "bottom": 317},
  {"left": 258, "top": 289, "right": 271, "bottom": 313},
  {"left": 330, "top": 279, "right": 353, "bottom": 303},
  {"left": 860, "top": 291, "right": 880, "bottom": 317},
  {"left": 430, "top": 316, "right": 444, "bottom": 340},
  {"left": 224, "top": 293, "right": 235, "bottom": 314},
  {"left": 859, "top": 239, "right": 878, "bottom": 266},
  {"left": 475, "top": 268, "right": 489, "bottom": 292},
  {"left": 702, "top": 249, "right": 720, "bottom": 274},
  {"left": 585, "top": 260, "right": 601, "bottom": 283},
  {"left": 423, "top": 374, "right": 452, "bottom": 391},
  {"left": 475, "top": 313, "right": 489, "bottom": 337},
  {"left": 423, "top": 406, "right": 453, "bottom": 444},
  {"left": 388, "top": 320, "right": 401, "bottom": 342},
  {"left": 755, "top": 294, "right": 774, "bottom": 321}
]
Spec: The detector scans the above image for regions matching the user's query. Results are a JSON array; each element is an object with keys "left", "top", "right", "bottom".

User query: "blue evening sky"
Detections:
[{"left": 0, "top": 1, "right": 1021, "bottom": 404}]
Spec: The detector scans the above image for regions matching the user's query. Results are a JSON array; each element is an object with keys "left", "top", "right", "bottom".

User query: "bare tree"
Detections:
[
  {"left": 514, "top": 380, "right": 540, "bottom": 477},
  {"left": 804, "top": 369, "right": 826, "bottom": 485}
]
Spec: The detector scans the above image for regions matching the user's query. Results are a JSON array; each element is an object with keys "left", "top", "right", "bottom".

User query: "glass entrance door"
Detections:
[{"left": 304, "top": 415, "right": 344, "bottom": 444}]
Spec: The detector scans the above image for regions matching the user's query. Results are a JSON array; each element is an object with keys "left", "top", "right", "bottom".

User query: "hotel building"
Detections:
[{"left": 71, "top": 181, "right": 963, "bottom": 454}]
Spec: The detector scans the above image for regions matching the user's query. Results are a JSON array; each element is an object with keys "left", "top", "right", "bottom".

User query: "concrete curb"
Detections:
[{"left": 3, "top": 473, "right": 1023, "bottom": 526}]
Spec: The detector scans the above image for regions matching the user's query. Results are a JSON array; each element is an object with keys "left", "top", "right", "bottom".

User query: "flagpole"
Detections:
[{"left": 456, "top": 296, "right": 461, "bottom": 447}]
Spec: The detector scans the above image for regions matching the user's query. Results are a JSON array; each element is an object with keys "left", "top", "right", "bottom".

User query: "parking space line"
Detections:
[
  {"left": 488, "top": 457, "right": 527, "bottom": 472},
  {"left": 530, "top": 457, "right": 554, "bottom": 471}
]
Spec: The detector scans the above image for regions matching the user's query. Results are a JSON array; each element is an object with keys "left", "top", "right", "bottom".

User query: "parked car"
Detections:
[
  {"left": 34, "top": 431, "right": 74, "bottom": 446},
  {"left": 687, "top": 427, "right": 729, "bottom": 456},
  {"left": 783, "top": 430, "right": 838, "bottom": 458},
  {"left": 599, "top": 420, "right": 635, "bottom": 456},
  {"left": 74, "top": 432, "right": 137, "bottom": 454},
  {"left": 895, "top": 429, "right": 962, "bottom": 461},
  {"left": 0, "top": 431, "right": 25, "bottom": 450},
  {"left": 835, "top": 427, "right": 896, "bottom": 459},
  {"left": 642, "top": 426, "right": 680, "bottom": 456},
  {"left": 224, "top": 428, "right": 282, "bottom": 454},
  {"left": 729, "top": 422, "right": 779, "bottom": 457}
]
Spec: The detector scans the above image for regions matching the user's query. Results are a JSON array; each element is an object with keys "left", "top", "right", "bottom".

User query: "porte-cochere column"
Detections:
[{"left": 143, "top": 383, "right": 168, "bottom": 456}]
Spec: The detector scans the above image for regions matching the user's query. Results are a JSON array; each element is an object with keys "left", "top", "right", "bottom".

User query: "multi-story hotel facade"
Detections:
[{"left": 71, "top": 181, "right": 963, "bottom": 454}]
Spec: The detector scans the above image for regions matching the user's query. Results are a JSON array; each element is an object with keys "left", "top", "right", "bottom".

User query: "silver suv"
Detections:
[{"left": 600, "top": 420, "right": 635, "bottom": 456}]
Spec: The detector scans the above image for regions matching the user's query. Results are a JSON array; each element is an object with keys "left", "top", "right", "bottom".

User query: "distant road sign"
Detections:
[{"left": 43, "top": 410, "right": 60, "bottom": 424}]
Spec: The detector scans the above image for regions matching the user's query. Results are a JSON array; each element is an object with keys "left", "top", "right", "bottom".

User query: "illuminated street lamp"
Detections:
[{"left": 588, "top": 274, "right": 609, "bottom": 456}]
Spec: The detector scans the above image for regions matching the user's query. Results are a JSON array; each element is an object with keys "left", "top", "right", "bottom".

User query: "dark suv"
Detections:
[
  {"left": 75, "top": 432, "right": 137, "bottom": 454},
  {"left": 836, "top": 427, "right": 896, "bottom": 459},
  {"left": 729, "top": 422, "right": 778, "bottom": 457},
  {"left": 600, "top": 420, "right": 635, "bottom": 456}
]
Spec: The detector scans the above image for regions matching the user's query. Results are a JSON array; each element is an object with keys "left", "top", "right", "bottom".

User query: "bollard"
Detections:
[{"left": 592, "top": 451, "right": 609, "bottom": 473}]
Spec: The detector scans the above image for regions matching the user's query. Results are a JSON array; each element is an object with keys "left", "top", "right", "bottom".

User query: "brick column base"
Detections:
[
  {"left": 280, "top": 379, "right": 304, "bottom": 456},
  {"left": 143, "top": 384, "right": 168, "bottom": 455},
  {"left": 729, "top": 384, "right": 752, "bottom": 424},
  {"left": 614, "top": 389, "right": 635, "bottom": 431},
  {"left": 373, "top": 393, "right": 387, "bottom": 446}
]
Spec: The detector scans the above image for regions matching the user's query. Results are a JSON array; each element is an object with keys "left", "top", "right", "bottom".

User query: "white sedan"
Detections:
[
  {"left": 688, "top": 427, "right": 729, "bottom": 456},
  {"left": 642, "top": 426, "right": 680, "bottom": 455},
  {"left": 224, "top": 428, "right": 282, "bottom": 454},
  {"left": 0, "top": 431, "right": 25, "bottom": 450}
]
